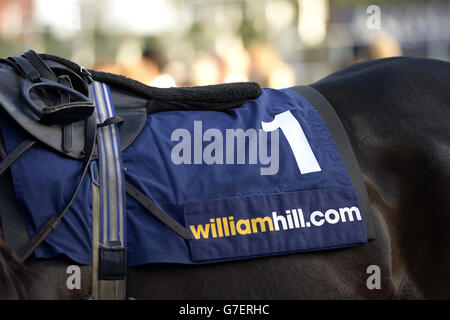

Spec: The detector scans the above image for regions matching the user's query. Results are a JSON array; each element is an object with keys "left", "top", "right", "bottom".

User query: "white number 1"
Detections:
[{"left": 261, "top": 110, "right": 321, "bottom": 174}]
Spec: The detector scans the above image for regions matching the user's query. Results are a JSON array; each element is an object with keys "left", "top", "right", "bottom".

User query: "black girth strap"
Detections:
[
  {"left": 288, "top": 85, "right": 375, "bottom": 239},
  {"left": 125, "top": 182, "right": 193, "bottom": 240}
]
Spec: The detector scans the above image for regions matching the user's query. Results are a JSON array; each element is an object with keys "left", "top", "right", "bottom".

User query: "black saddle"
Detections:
[
  {"left": 0, "top": 51, "right": 261, "bottom": 161},
  {"left": 0, "top": 50, "right": 261, "bottom": 262}
]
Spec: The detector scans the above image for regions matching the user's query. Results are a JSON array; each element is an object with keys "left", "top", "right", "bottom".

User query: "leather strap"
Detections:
[
  {"left": 59, "top": 75, "right": 74, "bottom": 153},
  {"left": 22, "top": 50, "right": 58, "bottom": 82},
  {"left": 6, "top": 56, "right": 40, "bottom": 82},
  {"left": 125, "top": 182, "right": 193, "bottom": 240},
  {"left": 62, "top": 123, "right": 73, "bottom": 153},
  {"left": 288, "top": 85, "right": 376, "bottom": 239},
  {"left": 0, "top": 139, "right": 36, "bottom": 176}
]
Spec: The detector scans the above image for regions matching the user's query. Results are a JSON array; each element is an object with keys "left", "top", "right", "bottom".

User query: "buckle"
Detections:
[
  {"left": 98, "top": 240, "right": 127, "bottom": 281},
  {"left": 89, "top": 161, "right": 100, "bottom": 187},
  {"left": 80, "top": 66, "right": 93, "bottom": 84}
]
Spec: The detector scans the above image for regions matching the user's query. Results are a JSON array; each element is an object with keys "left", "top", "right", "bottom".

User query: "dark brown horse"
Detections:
[{"left": 1, "top": 56, "right": 449, "bottom": 299}]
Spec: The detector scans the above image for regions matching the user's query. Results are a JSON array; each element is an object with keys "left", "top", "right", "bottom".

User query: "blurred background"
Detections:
[{"left": 0, "top": 0, "right": 448, "bottom": 88}]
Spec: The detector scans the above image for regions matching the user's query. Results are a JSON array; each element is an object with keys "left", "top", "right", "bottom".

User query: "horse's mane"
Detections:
[{"left": 0, "top": 230, "right": 34, "bottom": 299}]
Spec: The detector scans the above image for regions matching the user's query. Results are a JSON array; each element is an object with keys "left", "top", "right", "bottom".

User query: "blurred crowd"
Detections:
[
  {"left": 94, "top": 30, "right": 403, "bottom": 89},
  {"left": 1, "top": 0, "right": 447, "bottom": 88},
  {"left": 96, "top": 40, "right": 297, "bottom": 88}
]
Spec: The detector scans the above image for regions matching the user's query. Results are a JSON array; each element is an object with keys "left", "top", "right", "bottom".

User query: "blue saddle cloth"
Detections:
[{"left": 0, "top": 88, "right": 367, "bottom": 266}]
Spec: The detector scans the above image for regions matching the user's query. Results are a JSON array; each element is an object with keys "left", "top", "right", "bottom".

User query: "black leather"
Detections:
[
  {"left": 4, "top": 54, "right": 95, "bottom": 125},
  {"left": 98, "top": 245, "right": 127, "bottom": 280},
  {"left": 58, "top": 75, "right": 74, "bottom": 153},
  {"left": 6, "top": 56, "right": 41, "bottom": 82},
  {"left": 0, "top": 60, "right": 147, "bottom": 160},
  {"left": 22, "top": 50, "right": 59, "bottom": 82}
]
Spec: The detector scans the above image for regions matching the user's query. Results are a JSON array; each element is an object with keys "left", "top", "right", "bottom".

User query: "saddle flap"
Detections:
[{"left": 92, "top": 107, "right": 147, "bottom": 159}]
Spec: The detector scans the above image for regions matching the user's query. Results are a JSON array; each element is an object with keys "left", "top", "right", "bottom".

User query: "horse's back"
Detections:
[{"left": 3, "top": 56, "right": 449, "bottom": 299}]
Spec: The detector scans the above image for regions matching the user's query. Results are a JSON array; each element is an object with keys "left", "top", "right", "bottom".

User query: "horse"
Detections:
[{"left": 0, "top": 55, "right": 449, "bottom": 299}]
